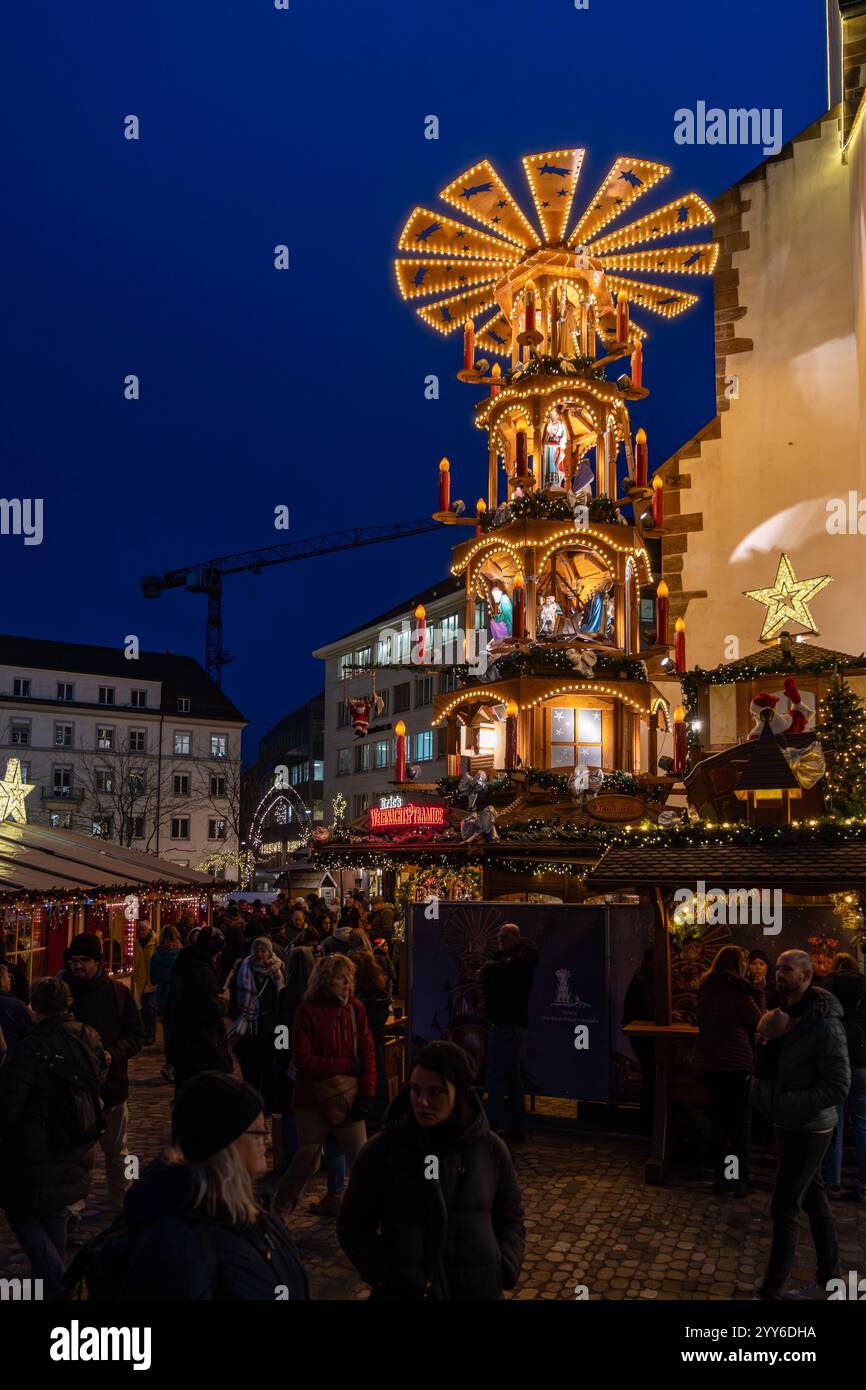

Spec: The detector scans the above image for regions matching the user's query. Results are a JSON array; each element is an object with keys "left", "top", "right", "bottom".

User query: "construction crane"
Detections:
[{"left": 141, "top": 519, "right": 442, "bottom": 685}]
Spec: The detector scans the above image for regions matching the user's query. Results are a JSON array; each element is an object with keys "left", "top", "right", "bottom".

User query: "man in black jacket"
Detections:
[
  {"left": 481, "top": 924, "right": 538, "bottom": 1143},
  {"left": 753, "top": 949, "right": 850, "bottom": 1300},
  {"left": 61, "top": 933, "right": 144, "bottom": 1215},
  {"left": 167, "top": 927, "right": 232, "bottom": 1091},
  {"left": 0, "top": 976, "right": 106, "bottom": 1296}
]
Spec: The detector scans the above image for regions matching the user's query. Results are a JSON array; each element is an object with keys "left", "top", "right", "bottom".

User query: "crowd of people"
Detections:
[{"left": 0, "top": 895, "right": 864, "bottom": 1302}]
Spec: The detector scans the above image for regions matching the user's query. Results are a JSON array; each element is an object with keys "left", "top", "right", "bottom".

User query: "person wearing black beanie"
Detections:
[
  {"left": 100, "top": 1072, "right": 310, "bottom": 1301},
  {"left": 337, "top": 1041, "right": 525, "bottom": 1300}
]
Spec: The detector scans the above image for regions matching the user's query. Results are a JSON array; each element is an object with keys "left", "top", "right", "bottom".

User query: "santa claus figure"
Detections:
[
  {"left": 783, "top": 677, "right": 811, "bottom": 735},
  {"left": 347, "top": 693, "right": 384, "bottom": 740},
  {"left": 747, "top": 691, "right": 792, "bottom": 739}
]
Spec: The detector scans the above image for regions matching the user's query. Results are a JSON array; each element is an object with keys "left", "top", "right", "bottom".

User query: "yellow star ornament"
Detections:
[
  {"left": 0, "top": 757, "right": 36, "bottom": 824},
  {"left": 743, "top": 553, "right": 832, "bottom": 643}
]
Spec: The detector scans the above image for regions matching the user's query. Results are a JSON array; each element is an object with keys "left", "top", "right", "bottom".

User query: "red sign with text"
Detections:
[{"left": 369, "top": 803, "right": 447, "bottom": 831}]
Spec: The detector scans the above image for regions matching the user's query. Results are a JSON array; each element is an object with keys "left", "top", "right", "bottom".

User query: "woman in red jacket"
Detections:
[
  {"left": 275, "top": 953, "right": 375, "bottom": 1215},
  {"left": 696, "top": 945, "right": 761, "bottom": 1198}
]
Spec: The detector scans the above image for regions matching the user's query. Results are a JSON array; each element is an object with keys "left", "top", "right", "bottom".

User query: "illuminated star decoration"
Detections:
[
  {"left": 743, "top": 553, "right": 833, "bottom": 643},
  {"left": 0, "top": 757, "right": 35, "bottom": 824}
]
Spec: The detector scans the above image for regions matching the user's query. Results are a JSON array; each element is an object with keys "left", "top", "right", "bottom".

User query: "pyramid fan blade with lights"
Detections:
[{"left": 394, "top": 147, "right": 717, "bottom": 353}]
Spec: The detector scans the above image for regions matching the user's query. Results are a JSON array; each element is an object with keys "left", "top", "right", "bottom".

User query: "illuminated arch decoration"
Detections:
[
  {"left": 651, "top": 695, "right": 672, "bottom": 732},
  {"left": 241, "top": 783, "right": 314, "bottom": 888},
  {"left": 394, "top": 146, "right": 717, "bottom": 354}
]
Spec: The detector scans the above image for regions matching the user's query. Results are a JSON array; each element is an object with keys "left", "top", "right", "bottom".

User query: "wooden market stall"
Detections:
[{"left": 0, "top": 821, "right": 216, "bottom": 984}]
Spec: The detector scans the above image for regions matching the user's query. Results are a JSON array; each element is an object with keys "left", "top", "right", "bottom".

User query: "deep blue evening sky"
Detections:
[{"left": 2, "top": 0, "right": 827, "bottom": 755}]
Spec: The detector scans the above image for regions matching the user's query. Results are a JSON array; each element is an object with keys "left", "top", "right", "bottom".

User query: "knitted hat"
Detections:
[
  {"left": 65, "top": 933, "right": 103, "bottom": 961},
  {"left": 410, "top": 1041, "right": 477, "bottom": 1095},
  {"left": 174, "top": 1072, "right": 264, "bottom": 1161}
]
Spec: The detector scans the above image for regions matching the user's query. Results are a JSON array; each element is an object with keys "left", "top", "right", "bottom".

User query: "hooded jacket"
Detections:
[
  {"left": 118, "top": 1156, "right": 309, "bottom": 1301},
  {"left": 481, "top": 940, "right": 539, "bottom": 1027},
  {"left": 167, "top": 940, "right": 231, "bottom": 1084},
  {"left": 695, "top": 971, "right": 761, "bottom": 1073},
  {"left": 62, "top": 969, "right": 144, "bottom": 1108},
  {"left": 0, "top": 1013, "right": 107, "bottom": 1219},
  {"left": 337, "top": 1087, "right": 524, "bottom": 1300},
  {"left": 752, "top": 986, "right": 851, "bottom": 1132}
]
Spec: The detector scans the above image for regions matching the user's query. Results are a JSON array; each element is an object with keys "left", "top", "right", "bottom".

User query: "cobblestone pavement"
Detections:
[{"left": 2, "top": 1039, "right": 865, "bottom": 1301}]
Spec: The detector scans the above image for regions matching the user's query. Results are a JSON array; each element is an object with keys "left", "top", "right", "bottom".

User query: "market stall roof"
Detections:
[
  {"left": 0, "top": 821, "right": 213, "bottom": 896},
  {"left": 586, "top": 837, "right": 866, "bottom": 893}
]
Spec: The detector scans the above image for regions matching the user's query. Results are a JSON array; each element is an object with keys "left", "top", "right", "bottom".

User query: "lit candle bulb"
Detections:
[
  {"left": 634, "top": 428, "right": 648, "bottom": 488},
  {"left": 652, "top": 473, "right": 664, "bottom": 527},
  {"left": 655, "top": 579, "right": 669, "bottom": 646},
  {"left": 505, "top": 698, "right": 519, "bottom": 770},
  {"left": 463, "top": 319, "right": 475, "bottom": 372},
  {"left": 438, "top": 457, "right": 450, "bottom": 511},
  {"left": 490, "top": 362, "right": 501, "bottom": 397},
  {"left": 415, "top": 604, "right": 427, "bottom": 663},
  {"left": 673, "top": 705, "right": 686, "bottom": 775},
  {"left": 395, "top": 721, "right": 407, "bottom": 782},
  {"left": 631, "top": 336, "right": 643, "bottom": 388},
  {"left": 674, "top": 617, "right": 686, "bottom": 673},
  {"left": 512, "top": 572, "right": 525, "bottom": 639},
  {"left": 616, "top": 291, "right": 629, "bottom": 343},
  {"left": 475, "top": 498, "right": 486, "bottom": 536}
]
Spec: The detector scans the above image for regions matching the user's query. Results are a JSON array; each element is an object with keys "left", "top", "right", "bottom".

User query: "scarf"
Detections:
[{"left": 229, "top": 953, "right": 284, "bottom": 1038}]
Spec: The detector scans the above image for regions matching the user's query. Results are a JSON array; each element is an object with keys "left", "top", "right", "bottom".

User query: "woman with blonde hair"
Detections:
[
  {"left": 275, "top": 953, "right": 376, "bottom": 1216},
  {"left": 696, "top": 944, "right": 761, "bottom": 1196},
  {"left": 77, "top": 1072, "right": 309, "bottom": 1299}
]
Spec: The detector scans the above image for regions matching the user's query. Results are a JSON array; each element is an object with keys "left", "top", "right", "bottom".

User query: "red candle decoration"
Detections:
[
  {"left": 631, "top": 336, "right": 643, "bottom": 388},
  {"left": 516, "top": 430, "right": 528, "bottom": 477},
  {"left": 505, "top": 698, "right": 519, "bottom": 770},
  {"left": 655, "top": 579, "right": 669, "bottom": 646},
  {"left": 673, "top": 705, "right": 687, "bottom": 775},
  {"left": 438, "top": 457, "right": 450, "bottom": 511},
  {"left": 463, "top": 319, "right": 475, "bottom": 372},
  {"left": 616, "top": 291, "right": 629, "bottom": 343},
  {"left": 585, "top": 304, "right": 596, "bottom": 360},
  {"left": 395, "top": 721, "right": 407, "bottom": 782},
  {"left": 490, "top": 363, "right": 501, "bottom": 397},
  {"left": 512, "top": 572, "right": 525, "bottom": 639},
  {"left": 634, "top": 428, "right": 648, "bottom": 488},
  {"left": 475, "top": 498, "right": 486, "bottom": 536},
  {"left": 674, "top": 617, "right": 686, "bottom": 674},
  {"left": 415, "top": 604, "right": 427, "bottom": 663},
  {"left": 525, "top": 290, "right": 535, "bottom": 335},
  {"left": 652, "top": 473, "right": 664, "bottom": 528}
]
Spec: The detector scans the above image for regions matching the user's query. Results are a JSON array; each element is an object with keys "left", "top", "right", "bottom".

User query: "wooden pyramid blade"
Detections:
[
  {"left": 597, "top": 242, "right": 719, "bottom": 277},
  {"left": 416, "top": 285, "right": 499, "bottom": 335},
  {"left": 587, "top": 194, "right": 715, "bottom": 254},
  {"left": 398, "top": 207, "right": 521, "bottom": 261},
  {"left": 476, "top": 312, "right": 514, "bottom": 357},
  {"left": 439, "top": 160, "right": 540, "bottom": 249},
  {"left": 604, "top": 274, "right": 699, "bottom": 318},
  {"left": 568, "top": 157, "right": 670, "bottom": 247},
  {"left": 395, "top": 258, "right": 505, "bottom": 302},
  {"left": 521, "top": 148, "right": 585, "bottom": 246}
]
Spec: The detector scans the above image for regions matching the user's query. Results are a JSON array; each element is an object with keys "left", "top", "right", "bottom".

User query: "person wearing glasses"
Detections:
[{"left": 112, "top": 1072, "right": 309, "bottom": 1299}]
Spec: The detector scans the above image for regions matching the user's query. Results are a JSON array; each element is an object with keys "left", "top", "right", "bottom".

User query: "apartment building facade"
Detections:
[
  {"left": 0, "top": 635, "right": 247, "bottom": 871},
  {"left": 314, "top": 577, "right": 486, "bottom": 824}
]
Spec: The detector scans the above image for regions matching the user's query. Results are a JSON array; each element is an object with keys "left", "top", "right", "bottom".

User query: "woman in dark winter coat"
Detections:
[
  {"left": 823, "top": 953, "right": 866, "bottom": 1199},
  {"left": 337, "top": 1041, "right": 525, "bottom": 1300},
  {"left": 114, "top": 1073, "right": 308, "bottom": 1300},
  {"left": 167, "top": 927, "right": 232, "bottom": 1090},
  {"left": 0, "top": 977, "right": 106, "bottom": 1297},
  {"left": 225, "top": 937, "right": 284, "bottom": 1113},
  {"left": 150, "top": 925, "right": 182, "bottom": 1081},
  {"left": 696, "top": 945, "right": 761, "bottom": 1196},
  {"left": 352, "top": 948, "right": 392, "bottom": 1133}
]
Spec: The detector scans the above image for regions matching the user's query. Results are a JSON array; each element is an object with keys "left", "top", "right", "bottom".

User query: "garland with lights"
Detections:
[
  {"left": 457, "top": 646, "right": 647, "bottom": 686},
  {"left": 0, "top": 882, "right": 216, "bottom": 909},
  {"left": 436, "top": 768, "right": 666, "bottom": 805},
  {"left": 481, "top": 490, "right": 620, "bottom": 533}
]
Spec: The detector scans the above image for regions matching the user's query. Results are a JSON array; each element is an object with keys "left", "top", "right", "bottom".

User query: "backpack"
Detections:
[
  {"left": 35, "top": 1029, "right": 106, "bottom": 1149},
  {"left": 62, "top": 1215, "right": 218, "bottom": 1301}
]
